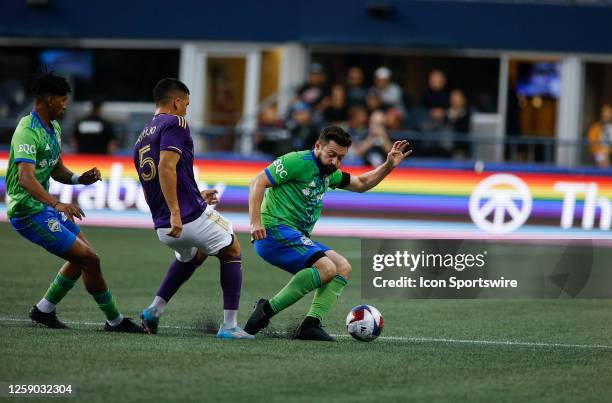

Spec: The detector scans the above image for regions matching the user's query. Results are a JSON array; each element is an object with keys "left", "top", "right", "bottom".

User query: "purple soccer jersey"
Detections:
[{"left": 134, "top": 113, "right": 205, "bottom": 229}]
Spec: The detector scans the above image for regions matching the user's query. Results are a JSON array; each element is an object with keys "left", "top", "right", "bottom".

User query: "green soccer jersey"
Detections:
[
  {"left": 6, "top": 112, "right": 62, "bottom": 219},
  {"left": 261, "top": 150, "right": 347, "bottom": 235}
]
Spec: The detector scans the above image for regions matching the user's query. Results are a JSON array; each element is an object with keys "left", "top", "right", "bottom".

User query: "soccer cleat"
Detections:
[
  {"left": 29, "top": 306, "right": 68, "bottom": 329},
  {"left": 140, "top": 307, "right": 161, "bottom": 334},
  {"left": 295, "top": 316, "right": 336, "bottom": 342},
  {"left": 244, "top": 299, "right": 272, "bottom": 335},
  {"left": 216, "top": 325, "right": 255, "bottom": 340},
  {"left": 104, "top": 317, "right": 146, "bottom": 334}
]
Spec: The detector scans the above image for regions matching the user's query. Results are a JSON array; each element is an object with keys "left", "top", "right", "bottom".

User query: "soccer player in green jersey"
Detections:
[
  {"left": 6, "top": 72, "right": 143, "bottom": 333},
  {"left": 245, "top": 126, "right": 411, "bottom": 341}
]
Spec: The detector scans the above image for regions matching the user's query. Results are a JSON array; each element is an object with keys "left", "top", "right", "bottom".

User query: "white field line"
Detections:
[{"left": 1, "top": 316, "right": 611, "bottom": 350}]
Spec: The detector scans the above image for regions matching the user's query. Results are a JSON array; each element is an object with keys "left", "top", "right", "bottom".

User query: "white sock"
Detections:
[
  {"left": 36, "top": 298, "right": 56, "bottom": 314},
  {"left": 107, "top": 313, "right": 124, "bottom": 327},
  {"left": 149, "top": 296, "right": 167, "bottom": 316},
  {"left": 223, "top": 310, "right": 238, "bottom": 329}
]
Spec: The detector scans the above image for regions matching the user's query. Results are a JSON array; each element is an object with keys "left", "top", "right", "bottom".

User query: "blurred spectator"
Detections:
[
  {"left": 255, "top": 106, "right": 292, "bottom": 157},
  {"left": 447, "top": 89, "right": 471, "bottom": 133},
  {"left": 587, "top": 103, "right": 612, "bottom": 168},
  {"left": 418, "top": 107, "right": 452, "bottom": 158},
  {"left": 371, "top": 67, "right": 405, "bottom": 113},
  {"left": 0, "top": 80, "right": 26, "bottom": 119},
  {"left": 296, "top": 63, "right": 330, "bottom": 110},
  {"left": 421, "top": 70, "right": 450, "bottom": 109},
  {"left": 365, "top": 89, "right": 383, "bottom": 115},
  {"left": 447, "top": 89, "right": 472, "bottom": 158},
  {"left": 72, "top": 100, "right": 118, "bottom": 154},
  {"left": 346, "top": 66, "right": 367, "bottom": 107},
  {"left": 385, "top": 107, "right": 405, "bottom": 132},
  {"left": 286, "top": 101, "right": 319, "bottom": 151},
  {"left": 419, "top": 107, "right": 448, "bottom": 133},
  {"left": 345, "top": 105, "right": 369, "bottom": 138},
  {"left": 323, "top": 84, "right": 348, "bottom": 124},
  {"left": 352, "top": 110, "right": 393, "bottom": 166}
]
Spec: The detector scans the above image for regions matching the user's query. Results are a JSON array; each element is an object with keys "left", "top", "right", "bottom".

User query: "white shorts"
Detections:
[{"left": 156, "top": 208, "right": 234, "bottom": 262}]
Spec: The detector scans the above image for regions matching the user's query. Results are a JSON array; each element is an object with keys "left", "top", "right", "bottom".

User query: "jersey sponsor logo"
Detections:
[
  {"left": 272, "top": 159, "right": 288, "bottom": 179},
  {"left": 300, "top": 236, "right": 313, "bottom": 246},
  {"left": 18, "top": 144, "right": 36, "bottom": 155},
  {"left": 45, "top": 144, "right": 51, "bottom": 151},
  {"left": 309, "top": 181, "right": 316, "bottom": 188},
  {"left": 46, "top": 218, "right": 61, "bottom": 233}
]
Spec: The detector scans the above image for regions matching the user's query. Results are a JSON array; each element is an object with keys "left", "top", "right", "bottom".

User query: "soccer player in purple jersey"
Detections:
[{"left": 135, "top": 78, "right": 252, "bottom": 339}]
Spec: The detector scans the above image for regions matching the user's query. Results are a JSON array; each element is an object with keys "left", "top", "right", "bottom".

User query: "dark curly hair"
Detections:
[
  {"left": 318, "top": 126, "right": 352, "bottom": 148},
  {"left": 30, "top": 71, "right": 72, "bottom": 98}
]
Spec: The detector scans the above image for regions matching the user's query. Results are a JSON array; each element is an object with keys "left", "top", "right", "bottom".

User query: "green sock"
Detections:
[
  {"left": 93, "top": 290, "right": 121, "bottom": 322},
  {"left": 43, "top": 273, "right": 77, "bottom": 305},
  {"left": 269, "top": 267, "right": 321, "bottom": 314},
  {"left": 307, "top": 275, "right": 348, "bottom": 321}
]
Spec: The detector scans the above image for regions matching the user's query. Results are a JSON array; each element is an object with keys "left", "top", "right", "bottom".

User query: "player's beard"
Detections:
[{"left": 317, "top": 155, "right": 338, "bottom": 175}]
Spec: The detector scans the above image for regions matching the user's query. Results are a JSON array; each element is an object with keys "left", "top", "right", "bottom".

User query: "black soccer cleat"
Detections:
[
  {"left": 29, "top": 306, "right": 69, "bottom": 329},
  {"left": 295, "top": 316, "right": 336, "bottom": 342},
  {"left": 244, "top": 299, "right": 273, "bottom": 335},
  {"left": 104, "top": 317, "right": 146, "bottom": 334}
]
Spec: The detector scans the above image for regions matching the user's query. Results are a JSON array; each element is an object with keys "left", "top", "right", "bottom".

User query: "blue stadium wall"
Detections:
[{"left": 2, "top": 0, "right": 612, "bottom": 54}]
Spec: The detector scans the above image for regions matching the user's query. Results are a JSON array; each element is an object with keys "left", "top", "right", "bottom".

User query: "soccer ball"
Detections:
[{"left": 346, "top": 304, "right": 384, "bottom": 342}]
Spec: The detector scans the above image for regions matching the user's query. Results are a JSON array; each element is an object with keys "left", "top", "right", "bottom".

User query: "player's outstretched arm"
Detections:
[
  {"left": 344, "top": 140, "right": 412, "bottom": 193},
  {"left": 18, "top": 162, "right": 84, "bottom": 221},
  {"left": 51, "top": 158, "right": 101, "bottom": 185},
  {"left": 159, "top": 150, "right": 182, "bottom": 238},
  {"left": 249, "top": 172, "right": 273, "bottom": 240}
]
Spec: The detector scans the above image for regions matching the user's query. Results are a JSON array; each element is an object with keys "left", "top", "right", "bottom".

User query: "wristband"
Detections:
[{"left": 71, "top": 174, "right": 80, "bottom": 185}]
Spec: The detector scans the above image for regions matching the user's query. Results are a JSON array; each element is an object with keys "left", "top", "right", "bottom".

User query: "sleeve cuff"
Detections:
[
  {"left": 264, "top": 168, "right": 278, "bottom": 186},
  {"left": 163, "top": 146, "right": 182, "bottom": 154},
  {"left": 14, "top": 158, "right": 36, "bottom": 165}
]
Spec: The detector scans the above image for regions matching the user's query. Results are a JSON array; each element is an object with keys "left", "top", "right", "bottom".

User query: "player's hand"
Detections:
[
  {"left": 201, "top": 189, "right": 219, "bottom": 205},
  {"left": 168, "top": 212, "right": 183, "bottom": 238},
  {"left": 251, "top": 223, "right": 267, "bottom": 241},
  {"left": 54, "top": 202, "right": 85, "bottom": 222},
  {"left": 386, "top": 140, "right": 412, "bottom": 168},
  {"left": 79, "top": 167, "right": 102, "bottom": 185}
]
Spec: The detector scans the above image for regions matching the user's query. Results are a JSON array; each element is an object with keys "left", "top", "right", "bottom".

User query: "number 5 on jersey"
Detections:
[{"left": 138, "top": 144, "right": 157, "bottom": 181}]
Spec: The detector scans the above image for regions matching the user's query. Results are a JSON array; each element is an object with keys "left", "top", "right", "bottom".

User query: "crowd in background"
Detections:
[
  {"left": 3, "top": 61, "right": 611, "bottom": 168},
  {"left": 255, "top": 63, "right": 473, "bottom": 165}
]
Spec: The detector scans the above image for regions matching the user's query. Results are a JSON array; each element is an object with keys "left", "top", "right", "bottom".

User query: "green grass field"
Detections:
[{"left": 1, "top": 223, "right": 611, "bottom": 402}]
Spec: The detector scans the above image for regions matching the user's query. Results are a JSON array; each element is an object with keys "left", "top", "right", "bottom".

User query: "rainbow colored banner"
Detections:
[{"left": 1, "top": 152, "right": 611, "bottom": 237}]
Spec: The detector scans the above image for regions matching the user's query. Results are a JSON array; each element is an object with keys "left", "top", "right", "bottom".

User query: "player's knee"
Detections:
[
  {"left": 336, "top": 261, "right": 352, "bottom": 280},
  {"left": 218, "top": 237, "right": 241, "bottom": 261},
  {"left": 80, "top": 249, "right": 100, "bottom": 272},
  {"left": 315, "top": 259, "right": 337, "bottom": 284}
]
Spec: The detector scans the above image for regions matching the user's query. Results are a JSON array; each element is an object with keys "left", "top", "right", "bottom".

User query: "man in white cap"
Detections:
[{"left": 371, "top": 66, "right": 405, "bottom": 114}]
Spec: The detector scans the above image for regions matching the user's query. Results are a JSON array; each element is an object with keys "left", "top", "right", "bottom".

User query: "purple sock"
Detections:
[
  {"left": 156, "top": 258, "right": 200, "bottom": 302},
  {"left": 220, "top": 255, "right": 242, "bottom": 310}
]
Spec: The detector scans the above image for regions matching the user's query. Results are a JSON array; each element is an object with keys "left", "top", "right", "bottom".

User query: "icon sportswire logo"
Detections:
[{"left": 469, "top": 174, "right": 533, "bottom": 234}]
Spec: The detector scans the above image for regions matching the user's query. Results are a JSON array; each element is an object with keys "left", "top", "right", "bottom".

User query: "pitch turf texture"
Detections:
[{"left": 0, "top": 223, "right": 611, "bottom": 402}]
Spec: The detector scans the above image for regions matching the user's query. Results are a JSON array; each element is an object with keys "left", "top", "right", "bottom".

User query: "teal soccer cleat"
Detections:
[
  {"left": 140, "top": 307, "right": 160, "bottom": 334},
  {"left": 216, "top": 325, "right": 255, "bottom": 340}
]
